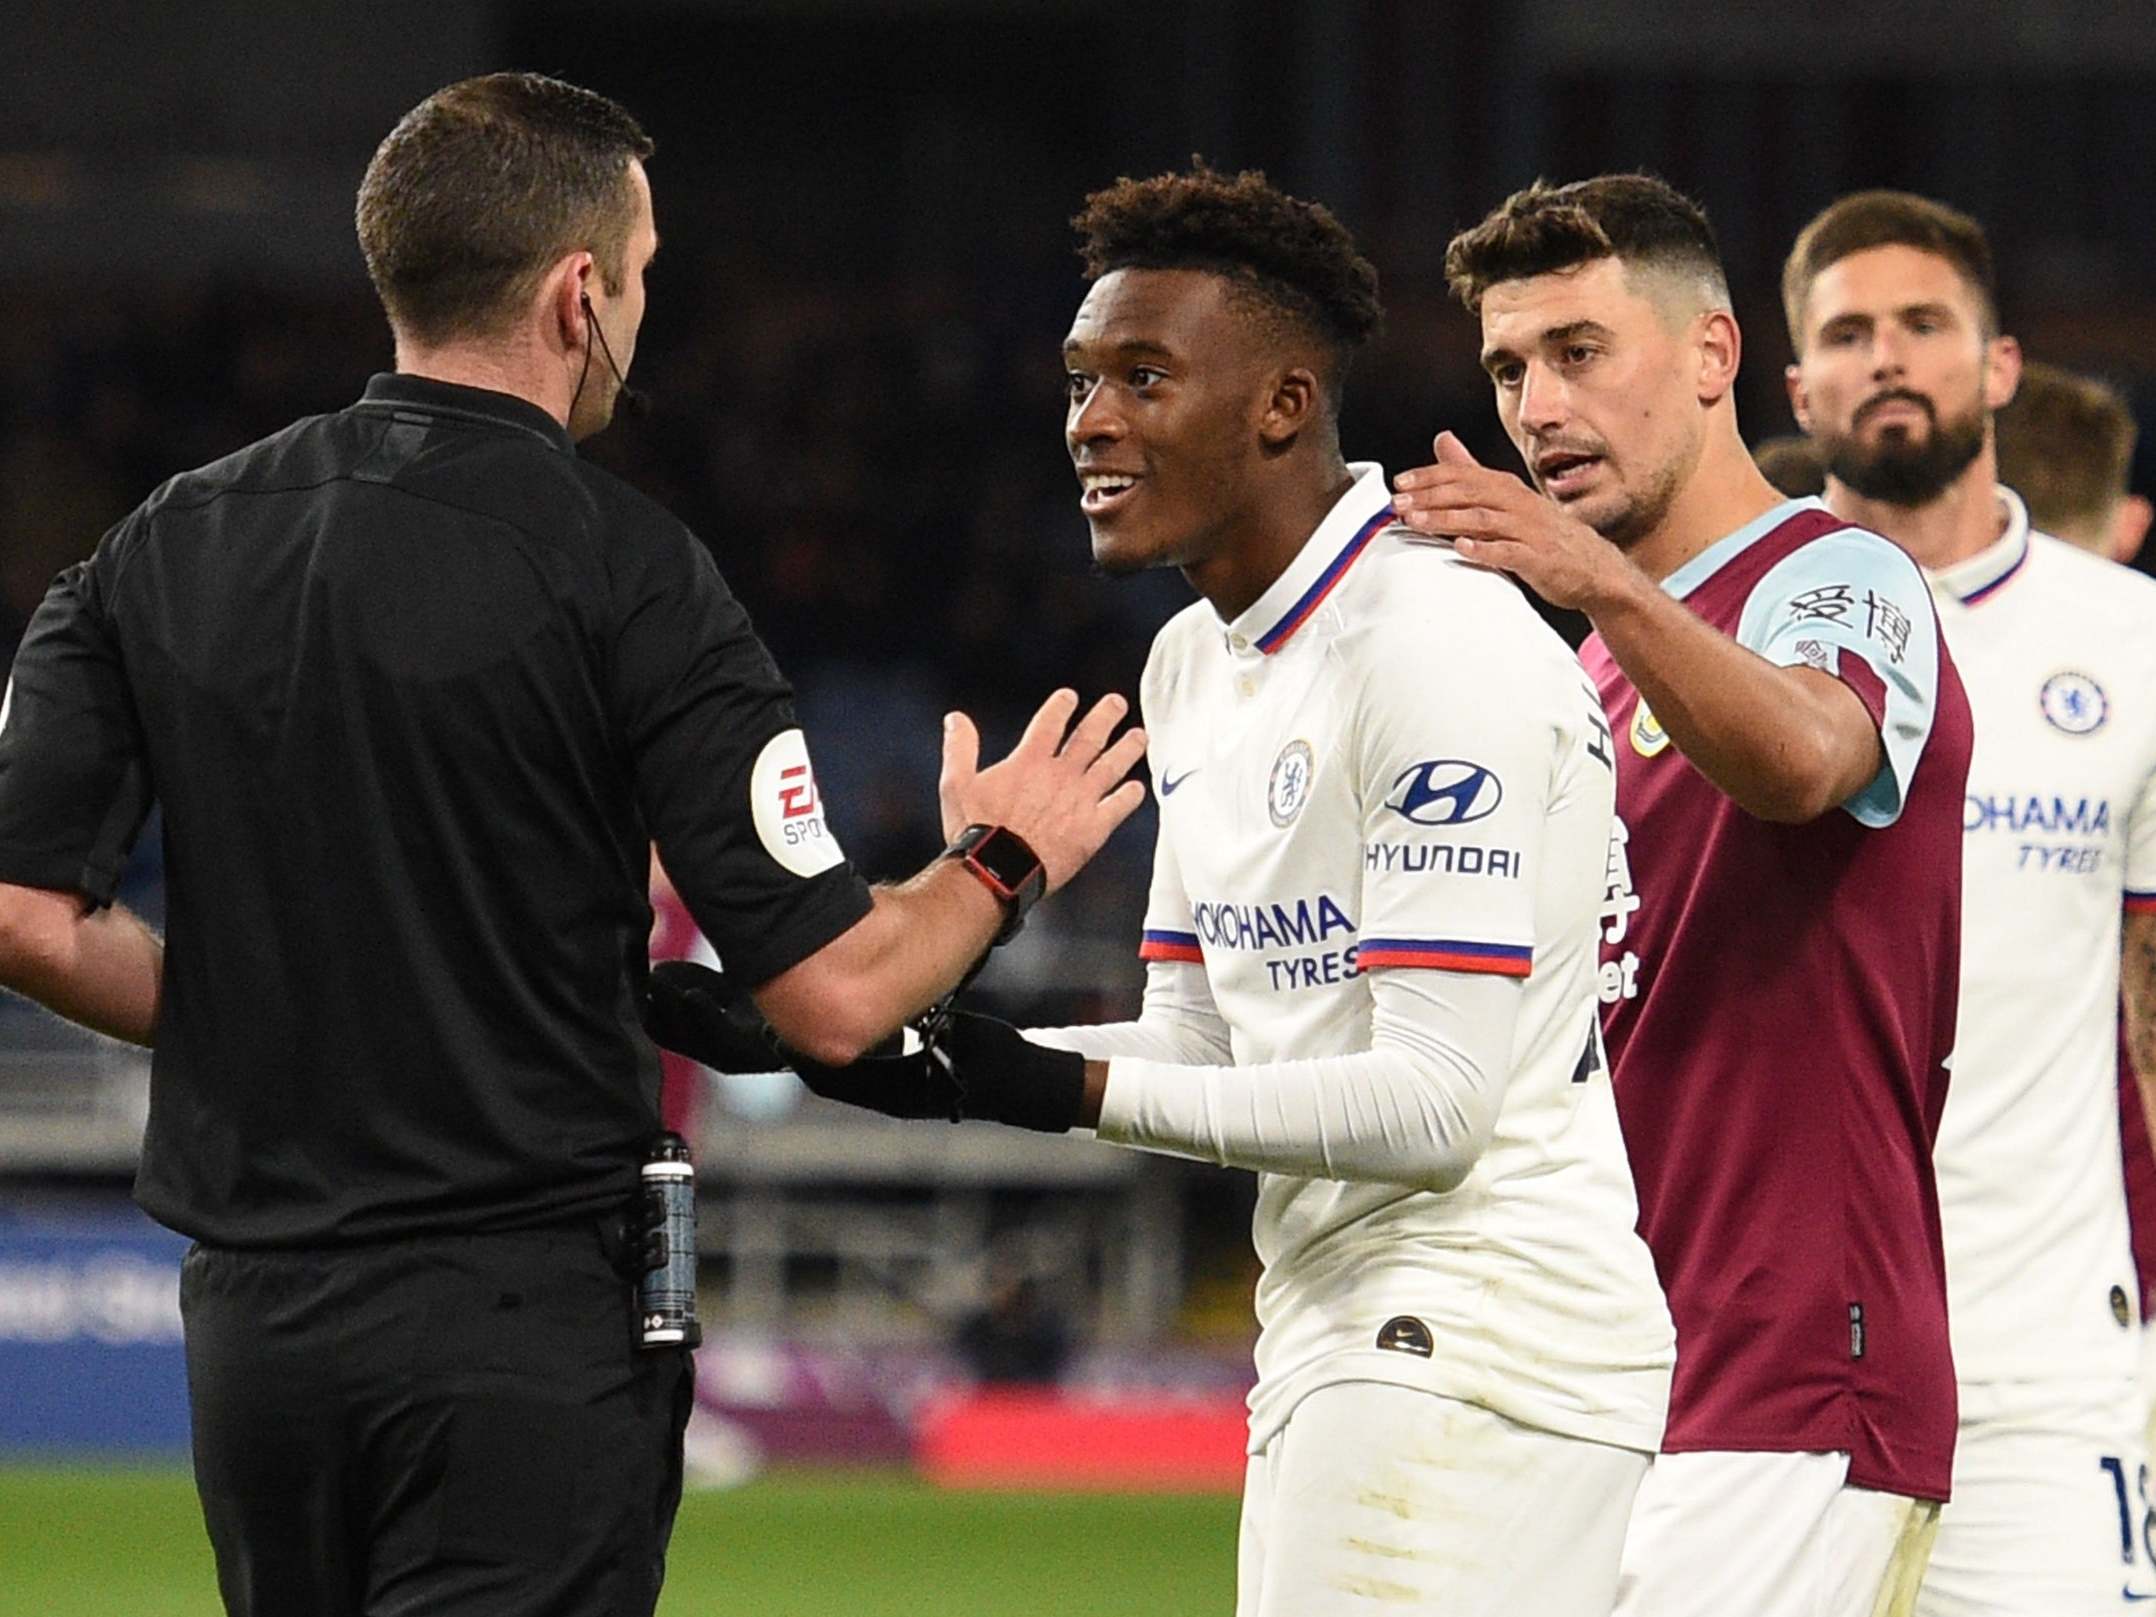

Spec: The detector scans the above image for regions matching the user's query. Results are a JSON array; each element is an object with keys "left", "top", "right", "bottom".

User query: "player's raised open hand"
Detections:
[
  {"left": 938, "top": 689, "right": 1147, "bottom": 892},
  {"left": 1391, "top": 431, "right": 1641, "bottom": 614}
]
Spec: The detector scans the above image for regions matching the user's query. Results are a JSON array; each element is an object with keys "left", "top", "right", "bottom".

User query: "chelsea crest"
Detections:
[
  {"left": 2039, "top": 671, "right": 2107, "bottom": 736},
  {"left": 1268, "top": 740, "right": 1315, "bottom": 827}
]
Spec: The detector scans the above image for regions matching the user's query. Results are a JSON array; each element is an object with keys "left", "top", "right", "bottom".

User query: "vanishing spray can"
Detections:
[{"left": 637, "top": 1132, "right": 702, "bottom": 1349}]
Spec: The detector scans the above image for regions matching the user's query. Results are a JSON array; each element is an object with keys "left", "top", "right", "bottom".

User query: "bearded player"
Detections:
[
  {"left": 647, "top": 165, "right": 1676, "bottom": 1614},
  {"left": 1784, "top": 191, "right": 2156, "bottom": 1615},
  {"left": 1392, "top": 175, "right": 1972, "bottom": 1617}
]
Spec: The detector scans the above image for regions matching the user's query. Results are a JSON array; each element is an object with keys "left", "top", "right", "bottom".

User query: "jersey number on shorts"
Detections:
[{"left": 2100, "top": 1454, "right": 2156, "bottom": 1590}]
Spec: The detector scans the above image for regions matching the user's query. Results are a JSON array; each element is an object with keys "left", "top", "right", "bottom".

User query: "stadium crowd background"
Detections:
[{"left": 6, "top": 0, "right": 2156, "bottom": 1415}]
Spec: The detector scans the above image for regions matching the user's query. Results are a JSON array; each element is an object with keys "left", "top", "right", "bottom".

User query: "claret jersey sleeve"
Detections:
[
  {"left": 1736, "top": 528, "right": 1941, "bottom": 828},
  {"left": 0, "top": 531, "right": 154, "bottom": 903}
]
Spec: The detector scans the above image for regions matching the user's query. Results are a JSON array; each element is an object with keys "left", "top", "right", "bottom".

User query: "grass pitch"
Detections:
[{"left": 0, "top": 1463, "right": 1238, "bottom": 1615}]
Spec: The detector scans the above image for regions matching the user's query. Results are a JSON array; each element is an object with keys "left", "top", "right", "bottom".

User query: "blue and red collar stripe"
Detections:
[
  {"left": 1253, "top": 507, "right": 1393, "bottom": 654},
  {"left": 2127, "top": 890, "right": 2156, "bottom": 916},
  {"left": 1358, "top": 937, "right": 1533, "bottom": 977}
]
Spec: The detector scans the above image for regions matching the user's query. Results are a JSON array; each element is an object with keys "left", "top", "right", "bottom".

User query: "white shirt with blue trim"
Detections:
[
  {"left": 1924, "top": 486, "right": 2156, "bottom": 1389},
  {"left": 1031, "top": 464, "right": 1673, "bottom": 1455}
]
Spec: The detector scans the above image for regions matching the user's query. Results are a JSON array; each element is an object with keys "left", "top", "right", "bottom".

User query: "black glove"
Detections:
[
  {"left": 639, "top": 961, "right": 1086, "bottom": 1133},
  {"left": 640, "top": 959, "right": 786, "bottom": 1073}
]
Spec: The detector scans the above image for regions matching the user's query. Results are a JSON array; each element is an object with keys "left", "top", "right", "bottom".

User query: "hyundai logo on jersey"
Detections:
[{"left": 1384, "top": 760, "right": 1503, "bottom": 826}]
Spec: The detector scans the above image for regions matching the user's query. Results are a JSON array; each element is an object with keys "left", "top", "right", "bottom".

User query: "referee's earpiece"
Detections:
[{"left": 578, "top": 291, "right": 652, "bottom": 420}]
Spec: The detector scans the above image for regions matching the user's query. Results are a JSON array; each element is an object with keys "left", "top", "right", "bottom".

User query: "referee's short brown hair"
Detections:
[{"left": 357, "top": 73, "right": 654, "bottom": 346}]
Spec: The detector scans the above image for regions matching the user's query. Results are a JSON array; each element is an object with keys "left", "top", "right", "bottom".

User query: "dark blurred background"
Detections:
[{"left": 4, "top": 0, "right": 2155, "bottom": 1381}]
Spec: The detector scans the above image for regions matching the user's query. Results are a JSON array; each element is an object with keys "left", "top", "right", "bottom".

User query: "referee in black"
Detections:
[{"left": 0, "top": 73, "right": 1144, "bottom": 1615}]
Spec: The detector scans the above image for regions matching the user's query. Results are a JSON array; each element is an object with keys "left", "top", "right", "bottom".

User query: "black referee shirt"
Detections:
[{"left": 0, "top": 374, "right": 872, "bottom": 1247}]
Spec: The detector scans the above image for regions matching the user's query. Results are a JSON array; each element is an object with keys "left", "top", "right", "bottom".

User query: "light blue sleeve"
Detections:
[{"left": 1734, "top": 528, "right": 1939, "bottom": 828}]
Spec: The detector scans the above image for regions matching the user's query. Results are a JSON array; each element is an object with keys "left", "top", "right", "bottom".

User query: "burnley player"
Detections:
[
  {"left": 1785, "top": 192, "right": 2156, "bottom": 1615},
  {"left": 1393, "top": 175, "right": 1972, "bottom": 1616}
]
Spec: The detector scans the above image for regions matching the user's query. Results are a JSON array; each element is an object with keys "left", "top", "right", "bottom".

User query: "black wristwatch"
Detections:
[{"left": 944, "top": 823, "right": 1047, "bottom": 944}]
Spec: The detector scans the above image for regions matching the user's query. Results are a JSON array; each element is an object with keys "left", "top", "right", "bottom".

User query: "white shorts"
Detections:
[
  {"left": 1917, "top": 1378, "right": 2154, "bottom": 1616},
  {"left": 1614, "top": 1450, "right": 1939, "bottom": 1617},
  {"left": 2142, "top": 1326, "right": 2156, "bottom": 1470},
  {"left": 1235, "top": 1381, "right": 1649, "bottom": 1616}
]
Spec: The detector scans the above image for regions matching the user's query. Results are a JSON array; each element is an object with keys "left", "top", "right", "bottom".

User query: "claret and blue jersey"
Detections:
[{"left": 1584, "top": 495, "right": 1971, "bottom": 1503}]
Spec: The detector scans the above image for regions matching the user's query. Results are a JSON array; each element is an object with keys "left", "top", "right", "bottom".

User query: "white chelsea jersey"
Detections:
[
  {"left": 1928, "top": 487, "right": 2156, "bottom": 1388},
  {"left": 1037, "top": 465, "right": 1673, "bottom": 1455}
]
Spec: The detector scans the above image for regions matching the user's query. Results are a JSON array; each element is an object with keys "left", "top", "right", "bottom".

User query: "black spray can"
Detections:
[{"left": 638, "top": 1132, "right": 702, "bottom": 1349}]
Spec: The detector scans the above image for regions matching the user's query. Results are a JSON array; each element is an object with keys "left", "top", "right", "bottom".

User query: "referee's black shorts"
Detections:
[{"left": 180, "top": 1214, "right": 693, "bottom": 1617}]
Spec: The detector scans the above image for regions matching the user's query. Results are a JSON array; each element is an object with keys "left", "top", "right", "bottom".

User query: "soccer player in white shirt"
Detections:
[
  {"left": 1049, "top": 161, "right": 1675, "bottom": 1617},
  {"left": 1785, "top": 190, "right": 2156, "bottom": 1615},
  {"left": 649, "top": 164, "right": 1675, "bottom": 1616}
]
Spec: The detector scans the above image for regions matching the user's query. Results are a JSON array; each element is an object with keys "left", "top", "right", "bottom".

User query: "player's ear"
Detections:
[
  {"left": 2112, "top": 495, "right": 2153, "bottom": 567},
  {"left": 1259, "top": 365, "right": 1321, "bottom": 450},
  {"left": 1982, "top": 333, "right": 2022, "bottom": 414},
  {"left": 1784, "top": 361, "right": 1813, "bottom": 434},
  {"left": 1694, "top": 309, "right": 1741, "bottom": 405}
]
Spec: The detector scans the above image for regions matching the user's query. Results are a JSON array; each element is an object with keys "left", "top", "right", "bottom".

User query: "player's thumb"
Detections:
[
  {"left": 1434, "top": 429, "right": 1479, "bottom": 467},
  {"left": 938, "top": 711, "right": 980, "bottom": 840}
]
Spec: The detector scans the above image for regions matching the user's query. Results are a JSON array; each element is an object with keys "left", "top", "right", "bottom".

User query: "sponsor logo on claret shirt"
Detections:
[{"left": 1383, "top": 760, "right": 1502, "bottom": 826}]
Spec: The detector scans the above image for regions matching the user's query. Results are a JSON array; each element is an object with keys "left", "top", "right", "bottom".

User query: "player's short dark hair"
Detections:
[
  {"left": 1072, "top": 163, "right": 1383, "bottom": 391},
  {"left": 1782, "top": 190, "right": 1997, "bottom": 351},
  {"left": 357, "top": 73, "right": 655, "bottom": 346},
  {"left": 1996, "top": 361, "right": 2139, "bottom": 535},
  {"left": 1752, "top": 433, "right": 1828, "bottom": 499},
  {"left": 1442, "top": 174, "right": 1727, "bottom": 316}
]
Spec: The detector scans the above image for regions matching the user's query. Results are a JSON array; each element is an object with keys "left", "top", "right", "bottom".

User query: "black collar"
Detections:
[{"left": 357, "top": 373, "right": 574, "bottom": 455}]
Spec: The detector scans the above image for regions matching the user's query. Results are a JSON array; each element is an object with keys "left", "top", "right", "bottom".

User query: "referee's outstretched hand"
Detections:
[{"left": 938, "top": 689, "right": 1147, "bottom": 893}]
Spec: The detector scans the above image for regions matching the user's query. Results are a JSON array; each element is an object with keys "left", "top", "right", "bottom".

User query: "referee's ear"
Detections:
[{"left": 544, "top": 250, "right": 599, "bottom": 355}]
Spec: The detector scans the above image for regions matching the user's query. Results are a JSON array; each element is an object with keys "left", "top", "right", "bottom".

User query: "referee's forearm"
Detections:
[
  {"left": 752, "top": 860, "right": 1002, "bottom": 1064},
  {"left": 0, "top": 883, "right": 162, "bottom": 1047}
]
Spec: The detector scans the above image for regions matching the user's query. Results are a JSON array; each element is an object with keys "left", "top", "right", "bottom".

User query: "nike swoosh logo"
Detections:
[
  {"left": 1161, "top": 769, "right": 1199, "bottom": 796},
  {"left": 2123, "top": 1585, "right": 2156, "bottom": 1602}
]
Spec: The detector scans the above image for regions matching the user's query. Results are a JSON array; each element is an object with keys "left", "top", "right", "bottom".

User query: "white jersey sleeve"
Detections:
[
  {"left": 1134, "top": 803, "right": 1203, "bottom": 965},
  {"left": 1094, "top": 967, "right": 1519, "bottom": 1191},
  {"left": 1737, "top": 528, "right": 1940, "bottom": 827},
  {"left": 1025, "top": 958, "right": 1233, "bottom": 1067},
  {"left": 1348, "top": 593, "right": 1565, "bottom": 979},
  {"left": 2128, "top": 743, "right": 2156, "bottom": 910},
  {"left": 1087, "top": 579, "right": 1593, "bottom": 1190}
]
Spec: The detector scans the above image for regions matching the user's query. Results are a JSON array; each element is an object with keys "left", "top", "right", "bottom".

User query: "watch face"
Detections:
[{"left": 970, "top": 826, "right": 1043, "bottom": 892}]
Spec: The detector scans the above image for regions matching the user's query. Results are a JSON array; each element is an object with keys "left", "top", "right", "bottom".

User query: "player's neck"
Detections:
[
  {"left": 394, "top": 336, "right": 574, "bottom": 429},
  {"left": 1823, "top": 454, "right": 2007, "bottom": 572},
  {"left": 1186, "top": 460, "right": 1359, "bottom": 622},
  {"left": 1623, "top": 429, "right": 1783, "bottom": 584}
]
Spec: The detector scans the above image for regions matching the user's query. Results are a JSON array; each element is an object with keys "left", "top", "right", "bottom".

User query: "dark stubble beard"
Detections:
[{"left": 1823, "top": 391, "right": 1987, "bottom": 506}]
